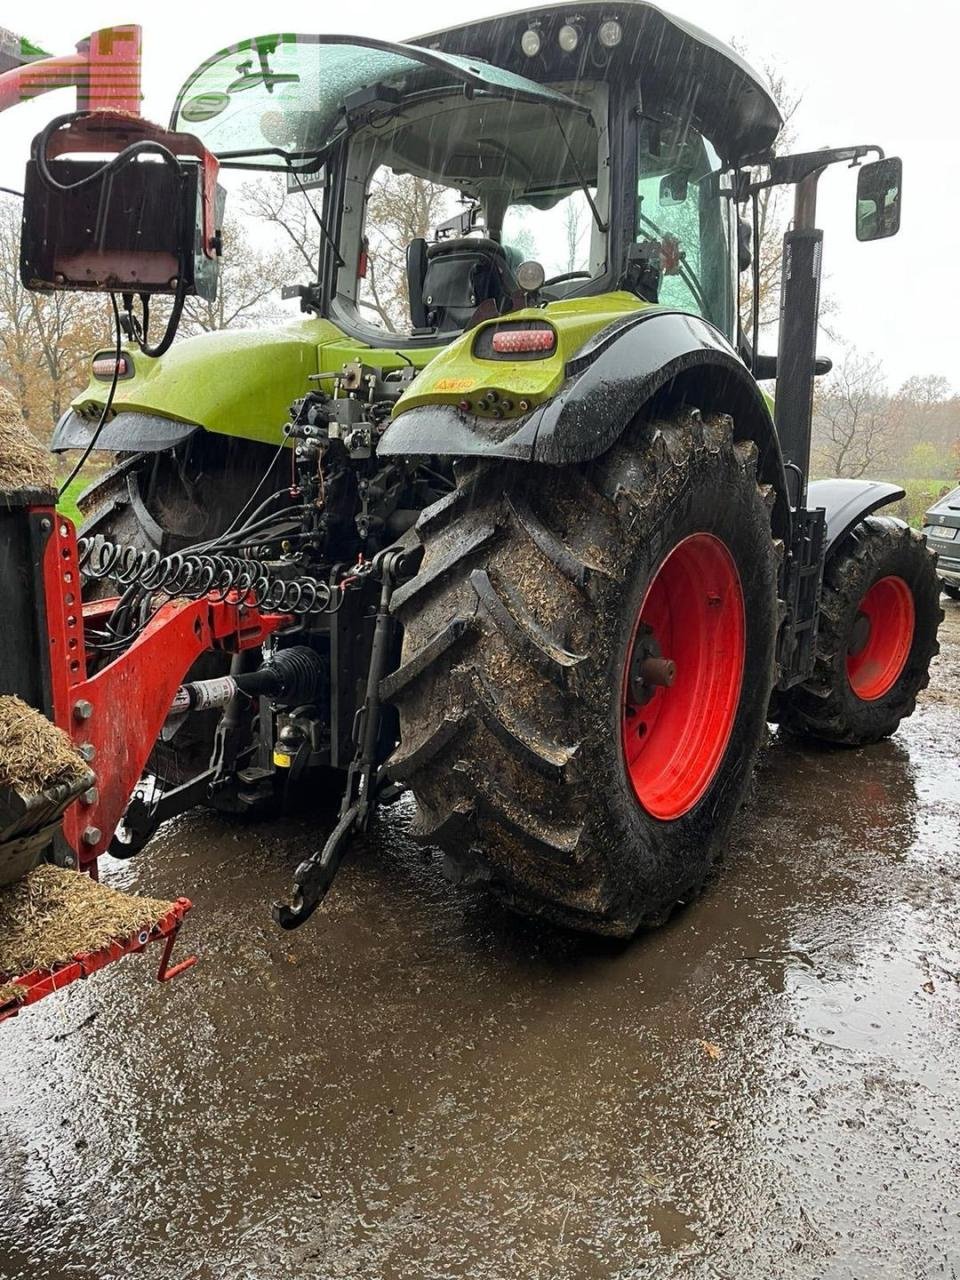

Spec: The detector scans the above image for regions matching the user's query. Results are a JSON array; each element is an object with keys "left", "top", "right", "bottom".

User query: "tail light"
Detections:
[
  {"left": 492, "top": 329, "right": 556, "bottom": 354},
  {"left": 474, "top": 320, "right": 557, "bottom": 360},
  {"left": 92, "top": 352, "right": 133, "bottom": 380}
]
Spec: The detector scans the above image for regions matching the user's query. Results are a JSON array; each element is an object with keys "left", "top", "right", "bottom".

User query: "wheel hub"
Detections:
[
  {"left": 627, "top": 625, "right": 677, "bottom": 706},
  {"left": 847, "top": 610, "right": 872, "bottom": 657},
  {"left": 846, "top": 575, "right": 915, "bottom": 700},
  {"left": 621, "top": 533, "right": 745, "bottom": 821}
]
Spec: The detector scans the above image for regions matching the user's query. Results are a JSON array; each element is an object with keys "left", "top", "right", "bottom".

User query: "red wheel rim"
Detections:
[
  {"left": 845, "top": 575, "right": 914, "bottom": 701},
  {"left": 621, "top": 533, "right": 745, "bottom": 821}
]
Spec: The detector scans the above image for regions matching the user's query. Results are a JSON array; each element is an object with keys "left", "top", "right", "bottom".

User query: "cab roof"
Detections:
[{"left": 412, "top": 1, "right": 783, "bottom": 162}]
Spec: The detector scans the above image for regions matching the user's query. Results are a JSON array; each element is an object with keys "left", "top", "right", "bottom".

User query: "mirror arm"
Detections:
[{"left": 738, "top": 144, "right": 885, "bottom": 198}]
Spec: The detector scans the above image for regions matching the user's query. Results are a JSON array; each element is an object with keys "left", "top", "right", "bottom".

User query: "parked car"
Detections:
[{"left": 924, "top": 486, "right": 960, "bottom": 599}]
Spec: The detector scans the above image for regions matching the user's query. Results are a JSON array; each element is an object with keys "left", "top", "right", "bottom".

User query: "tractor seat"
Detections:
[{"left": 408, "top": 237, "right": 520, "bottom": 332}]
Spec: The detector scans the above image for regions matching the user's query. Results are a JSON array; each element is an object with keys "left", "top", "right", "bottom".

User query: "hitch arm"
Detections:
[{"left": 272, "top": 547, "right": 411, "bottom": 929}]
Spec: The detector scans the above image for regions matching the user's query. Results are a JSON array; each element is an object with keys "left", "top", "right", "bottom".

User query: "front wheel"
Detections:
[
  {"left": 777, "top": 518, "right": 942, "bottom": 745},
  {"left": 387, "top": 410, "right": 780, "bottom": 935}
]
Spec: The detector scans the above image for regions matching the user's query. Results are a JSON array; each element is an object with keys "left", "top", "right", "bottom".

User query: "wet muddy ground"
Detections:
[{"left": 2, "top": 601, "right": 958, "bottom": 1280}]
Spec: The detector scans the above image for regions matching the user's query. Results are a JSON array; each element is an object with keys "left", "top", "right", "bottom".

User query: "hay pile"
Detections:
[
  {"left": 0, "top": 696, "right": 89, "bottom": 794},
  {"left": 0, "top": 387, "right": 54, "bottom": 492},
  {"left": 0, "top": 864, "right": 175, "bottom": 977},
  {"left": 0, "top": 978, "right": 26, "bottom": 1008}
]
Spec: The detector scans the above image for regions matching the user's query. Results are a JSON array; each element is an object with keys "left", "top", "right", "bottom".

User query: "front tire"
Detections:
[
  {"left": 777, "top": 518, "right": 942, "bottom": 745},
  {"left": 386, "top": 411, "right": 780, "bottom": 935}
]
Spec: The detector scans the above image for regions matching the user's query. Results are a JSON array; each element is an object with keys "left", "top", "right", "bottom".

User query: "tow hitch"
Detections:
[{"left": 273, "top": 545, "right": 416, "bottom": 928}]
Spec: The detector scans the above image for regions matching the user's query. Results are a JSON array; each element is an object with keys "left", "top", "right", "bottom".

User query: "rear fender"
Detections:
[
  {"left": 807, "top": 478, "right": 907, "bottom": 559},
  {"left": 380, "top": 310, "right": 792, "bottom": 540}
]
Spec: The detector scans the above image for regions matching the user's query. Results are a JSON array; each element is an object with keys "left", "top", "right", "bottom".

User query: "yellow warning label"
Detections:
[
  {"left": 434, "top": 377, "right": 476, "bottom": 392},
  {"left": 273, "top": 750, "right": 293, "bottom": 768}
]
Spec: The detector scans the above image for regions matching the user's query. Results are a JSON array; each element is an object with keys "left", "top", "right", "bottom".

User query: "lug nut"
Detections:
[
  {"left": 82, "top": 787, "right": 99, "bottom": 806},
  {"left": 79, "top": 743, "right": 96, "bottom": 762},
  {"left": 73, "top": 699, "right": 93, "bottom": 721},
  {"left": 81, "top": 827, "right": 101, "bottom": 847}
]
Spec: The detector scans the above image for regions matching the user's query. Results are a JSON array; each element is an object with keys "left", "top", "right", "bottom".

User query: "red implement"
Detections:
[{"left": 0, "top": 896, "right": 195, "bottom": 1024}]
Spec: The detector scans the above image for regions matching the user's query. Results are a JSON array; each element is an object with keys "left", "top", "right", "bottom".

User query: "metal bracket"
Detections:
[{"left": 272, "top": 546, "right": 415, "bottom": 929}]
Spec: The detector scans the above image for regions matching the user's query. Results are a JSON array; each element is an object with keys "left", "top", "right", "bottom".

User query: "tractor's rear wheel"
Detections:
[
  {"left": 386, "top": 410, "right": 780, "bottom": 935},
  {"left": 777, "top": 517, "right": 941, "bottom": 745}
]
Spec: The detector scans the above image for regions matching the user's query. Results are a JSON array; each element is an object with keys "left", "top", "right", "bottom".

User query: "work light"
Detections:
[
  {"left": 558, "top": 23, "right": 580, "bottom": 52},
  {"left": 520, "top": 26, "right": 542, "bottom": 56},
  {"left": 598, "top": 19, "right": 622, "bottom": 47}
]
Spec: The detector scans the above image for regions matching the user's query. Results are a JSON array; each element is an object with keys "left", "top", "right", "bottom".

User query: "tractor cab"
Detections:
[{"left": 169, "top": 7, "right": 782, "bottom": 346}]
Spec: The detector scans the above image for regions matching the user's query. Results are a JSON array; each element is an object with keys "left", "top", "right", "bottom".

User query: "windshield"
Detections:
[
  {"left": 635, "top": 121, "right": 733, "bottom": 332},
  {"left": 170, "top": 34, "right": 584, "bottom": 169}
]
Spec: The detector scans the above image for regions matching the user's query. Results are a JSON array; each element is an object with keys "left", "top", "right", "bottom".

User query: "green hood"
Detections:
[{"left": 71, "top": 292, "right": 650, "bottom": 445}]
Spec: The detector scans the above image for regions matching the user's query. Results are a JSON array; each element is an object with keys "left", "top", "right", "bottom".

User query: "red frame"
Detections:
[
  {"left": 0, "top": 896, "right": 196, "bottom": 1023},
  {"left": 39, "top": 511, "right": 291, "bottom": 866}
]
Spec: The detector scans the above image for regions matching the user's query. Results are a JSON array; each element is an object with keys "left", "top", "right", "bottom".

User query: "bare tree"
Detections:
[
  {"left": 731, "top": 50, "right": 801, "bottom": 349},
  {"left": 362, "top": 169, "right": 456, "bottom": 331},
  {"left": 562, "top": 198, "right": 586, "bottom": 274},
  {"left": 243, "top": 170, "right": 454, "bottom": 333},
  {"left": 181, "top": 216, "right": 290, "bottom": 333},
  {"left": 0, "top": 196, "right": 104, "bottom": 438},
  {"left": 241, "top": 176, "right": 322, "bottom": 274},
  {"left": 813, "top": 348, "right": 897, "bottom": 478}
]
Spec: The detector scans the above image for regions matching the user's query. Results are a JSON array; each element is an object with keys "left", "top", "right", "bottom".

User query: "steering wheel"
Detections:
[{"left": 542, "top": 270, "right": 592, "bottom": 287}]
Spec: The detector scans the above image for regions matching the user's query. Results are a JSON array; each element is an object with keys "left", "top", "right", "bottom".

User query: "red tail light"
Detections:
[
  {"left": 92, "top": 353, "right": 132, "bottom": 380},
  {"left": 491, "top": 328, "right": 556, "bottom": 355}
]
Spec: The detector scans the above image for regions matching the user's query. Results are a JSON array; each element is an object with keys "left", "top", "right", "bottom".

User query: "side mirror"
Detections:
[
  {"left": 659, "top": 172, "right": 688, "bottom": 206},
  {"left": 856, "top": 157, "right": 902, "bottom": 241}
]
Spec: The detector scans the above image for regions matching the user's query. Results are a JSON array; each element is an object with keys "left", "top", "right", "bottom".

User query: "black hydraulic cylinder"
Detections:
[{"left": 774, "top": 225, "right": 823, "bottom": 506}]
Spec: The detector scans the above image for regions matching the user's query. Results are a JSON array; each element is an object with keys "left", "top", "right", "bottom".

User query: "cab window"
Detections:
[{"left": 636, "top": 127, "right": 732, "bottom": 333}]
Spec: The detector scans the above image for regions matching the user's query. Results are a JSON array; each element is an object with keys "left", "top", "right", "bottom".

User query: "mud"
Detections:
[{"left": 1, "top": 602, "right": 958, "bottom": 1280}]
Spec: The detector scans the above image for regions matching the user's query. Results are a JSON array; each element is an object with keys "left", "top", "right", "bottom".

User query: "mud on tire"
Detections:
[
  {"left": 385, "top": 410, "right": 780, "bottom": 936},
  {"left": 777, "top": 517, "right": 942, "bottom": 745}
]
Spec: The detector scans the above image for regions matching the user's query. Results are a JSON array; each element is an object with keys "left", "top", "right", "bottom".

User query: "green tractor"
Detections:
[{"left": 44, "top": 4, "right": 941, "bottom": 934}]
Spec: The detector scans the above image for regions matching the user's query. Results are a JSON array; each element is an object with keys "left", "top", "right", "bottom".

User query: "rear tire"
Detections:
[
  {"left": 942, "top": 581, "right": 960, "bottom": 602},
  {"left": 777, "top": 518, "right": 942, "bottom": 745},
  {"left": 386, "top": 410, "right": 780, "bottom": 935}
]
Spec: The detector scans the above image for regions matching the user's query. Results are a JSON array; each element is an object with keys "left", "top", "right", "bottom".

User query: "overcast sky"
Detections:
[{"left": 3, "top": 0, "right": 957, "bottom": 388}]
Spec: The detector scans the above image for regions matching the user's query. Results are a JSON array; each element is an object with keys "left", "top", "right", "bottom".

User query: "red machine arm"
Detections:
[
  {"left": 39, "top": 512, "right": 291, "bottom": 866},
  {"left": 0, "top": 25, "right": 141, "bottom": 116}
]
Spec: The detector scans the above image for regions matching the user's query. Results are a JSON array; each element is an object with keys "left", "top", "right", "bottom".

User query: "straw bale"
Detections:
[
  {"left": 0, "top": 388, "right": 54, "bottom": 492},
  {"left": 0, "top": 864, "right": 175, "bottom": 977},
  {"left": 0, "top": 696, "right": 88, "bottom": 793}
]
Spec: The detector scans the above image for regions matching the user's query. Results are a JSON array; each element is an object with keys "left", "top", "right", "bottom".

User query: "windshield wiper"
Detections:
[{"left": 551, "top": 109, "right": 607, "bottom": 235}]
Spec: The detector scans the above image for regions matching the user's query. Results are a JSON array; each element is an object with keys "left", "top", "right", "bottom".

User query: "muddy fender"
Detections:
[{"left": 807, "top": 478, "right": 907, "bottom": 559}]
